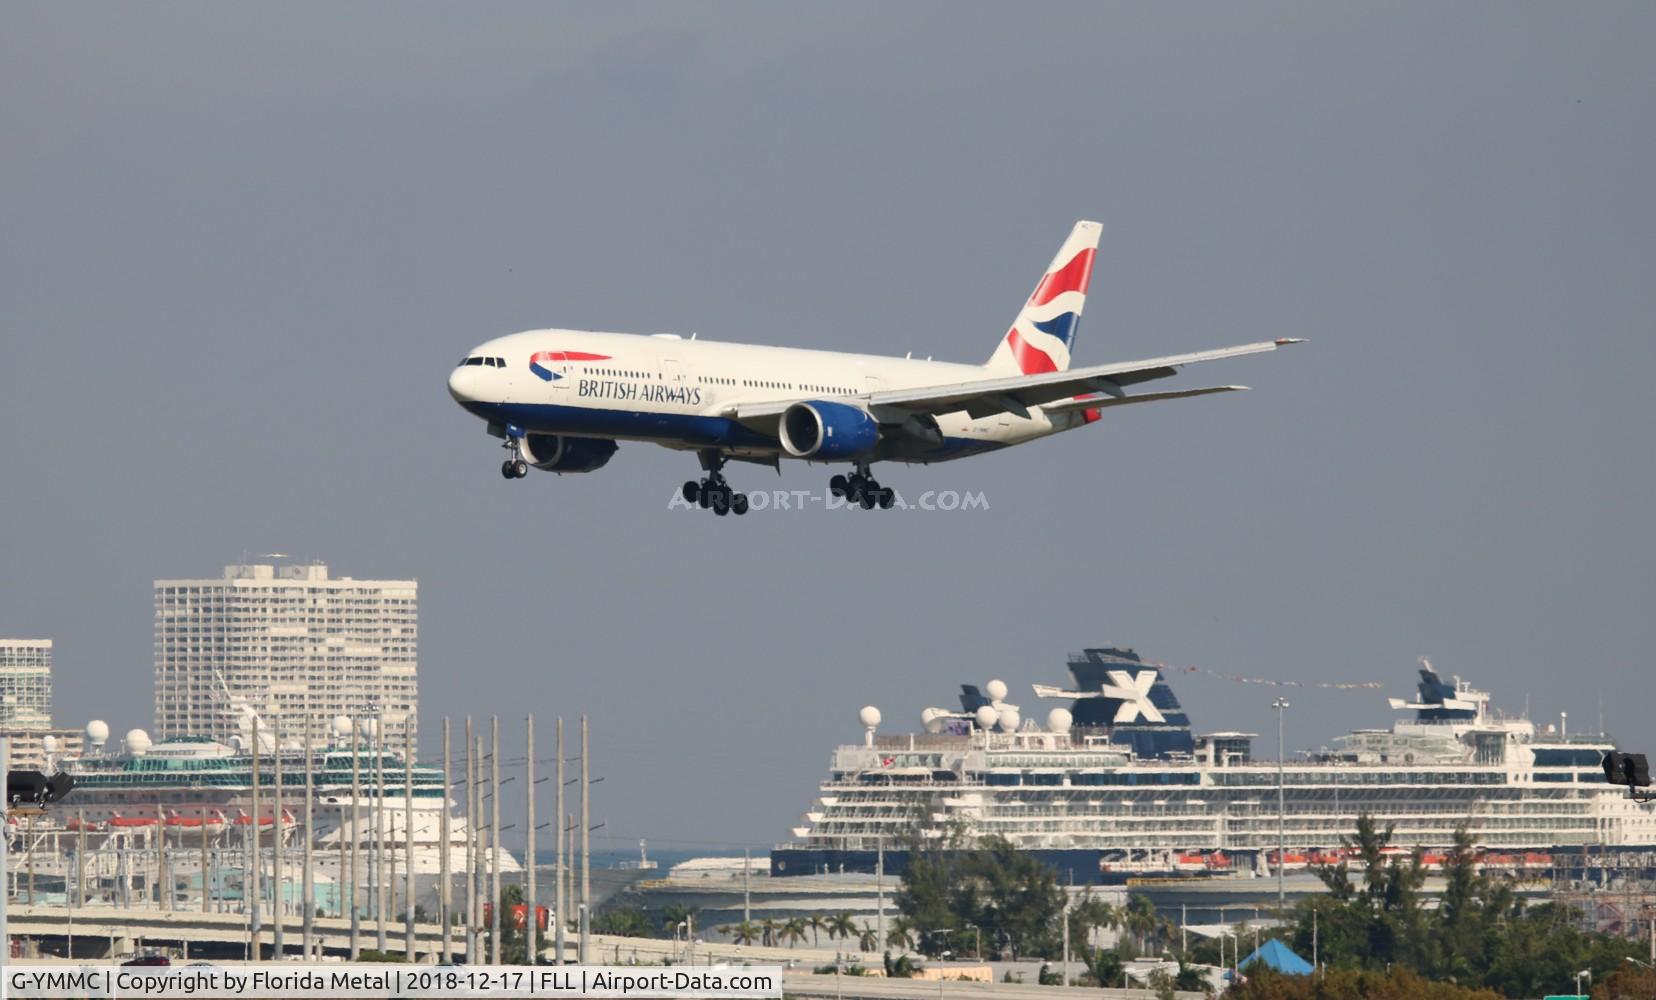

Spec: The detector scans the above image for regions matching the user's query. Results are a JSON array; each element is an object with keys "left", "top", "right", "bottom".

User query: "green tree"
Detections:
[
  {"left": 726, "top": 921, "right": 760, "bottom": 946},
  {"left": 857, "top": 923, "right": 879, "bottom": 952},
  {"left": 806, "top": 913, "right": 826, "bottom": 947},
  {"left": 781, "top": 916, "right": 808, "bottom": 948},
  {"left": 827, "top": 911, "right": 858, "bottom": 944}
]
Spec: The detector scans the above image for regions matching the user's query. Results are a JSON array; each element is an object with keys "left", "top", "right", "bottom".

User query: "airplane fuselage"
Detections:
[{"left": 447, "top": 329, "right": 1078, "bottom": 465}]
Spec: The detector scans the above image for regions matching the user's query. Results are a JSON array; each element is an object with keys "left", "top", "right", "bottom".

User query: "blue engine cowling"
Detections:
[
  {"left": 778, "top": 400, "right": 880, "bottom": 459},
  {"left": 520, "top": 434, "right": 619, "bottom": 473}
]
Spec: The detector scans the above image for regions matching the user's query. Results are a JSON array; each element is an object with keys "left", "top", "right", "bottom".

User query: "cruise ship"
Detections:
[{"left": 773, "top": 648, "right": 1656, "bottom": 884}]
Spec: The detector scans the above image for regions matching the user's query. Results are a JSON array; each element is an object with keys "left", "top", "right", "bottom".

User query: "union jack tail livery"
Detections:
[{"left": 984, "top": 220, "right": 1101, "bottom": 378}]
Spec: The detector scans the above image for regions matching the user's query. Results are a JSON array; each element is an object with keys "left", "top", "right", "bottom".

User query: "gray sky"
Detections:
[{"left": 4, "top": 4, "right": 1654, "bottom": 855}]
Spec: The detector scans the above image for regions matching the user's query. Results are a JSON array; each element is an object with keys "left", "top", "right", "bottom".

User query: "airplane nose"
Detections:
[{"left": 448, "top": 366, "right": 476, "bottom": 404}]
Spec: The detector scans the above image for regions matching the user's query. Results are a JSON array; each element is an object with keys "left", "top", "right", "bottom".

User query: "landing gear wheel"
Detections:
[
  {"left": 513, "top": 459, "right": 528, "bottom": 478},
  {"left": 712, "top": 491, "right": 731, "bottom": 516},
  {"left": 859, "top": 489, "right": 878, "bottom": 510},
  {"left": 502, "top": 460, "right": 517, "bottom": 479},
  {"left": 682, "top": 480, "right": 701, "bottom": 503},
  {"left": 732, "top": 493, "right": 749, "bottom": 516},
  {"left": 698, "top": 488, "right": 712, "bottom": 510},
  {"left": 829, "top": 474, "right": 849, "bottom": 498},
  {"left": 877, "top": 488, "right": 895, "bottom": 510}
]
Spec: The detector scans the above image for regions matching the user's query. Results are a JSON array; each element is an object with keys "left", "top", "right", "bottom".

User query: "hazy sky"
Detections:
[{"left": 4, "top": 4, "right": 1654, "bottom": 855}]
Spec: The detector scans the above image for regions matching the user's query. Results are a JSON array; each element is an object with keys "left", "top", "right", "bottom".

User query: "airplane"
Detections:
[{"left": 447, "top": 221, "right": 1301, "bottom": 515}]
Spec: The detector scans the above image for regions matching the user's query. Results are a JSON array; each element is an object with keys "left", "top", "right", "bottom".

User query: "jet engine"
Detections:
[
  {"left": 520, "top": 435, "right": 619, "bottom": 474},
  {"left": 778, "top": 401, "right": 879, "bottom": 460}
]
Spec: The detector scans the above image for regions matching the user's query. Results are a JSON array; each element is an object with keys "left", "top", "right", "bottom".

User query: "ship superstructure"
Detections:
[{"left": 774, "top": 648, "right": 1656, "bottom": 881}]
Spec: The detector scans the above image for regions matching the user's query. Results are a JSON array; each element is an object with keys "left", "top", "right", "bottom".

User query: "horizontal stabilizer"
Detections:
[{"left": 1042, "top": 385, "right": 1247, "bottom": 415}]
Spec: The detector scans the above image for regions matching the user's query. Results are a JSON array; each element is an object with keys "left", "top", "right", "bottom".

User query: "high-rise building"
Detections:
[
  {"left": 0, "top": 638, "right": 83, "bottom": 769},
  {"left": 0, "top": 638, "right": 54, "bottom": 730},
  {"left": 154, "top": 563, "right": 418, "bottom": 745}
]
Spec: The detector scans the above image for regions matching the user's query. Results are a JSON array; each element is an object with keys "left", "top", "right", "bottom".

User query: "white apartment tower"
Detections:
[
  {"left": 154, "top": 563, "right": 418, "bottom": 745},
  {"left": 0, "top": 638, "right": 54, "bottom": 730}
]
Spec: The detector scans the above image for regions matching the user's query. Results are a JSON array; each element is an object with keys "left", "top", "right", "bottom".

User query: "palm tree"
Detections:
[
  {"left": 828, "top": 911, "right": 858, "bottom": 944},
  {"left": 806, "top": 913, "right": 826, "bottom": 948},
  {"left": 885, "top": 915, "right": 916, "bottom": 953},
  {"left": 1123, "top": 894, "right": 1159, "bottom": 954},
  {"left": 727, "top": 921, "right": 760, "bottom": 946},
  {"left": 857, "top": 923, "right": 879, "bottom": 952},
  {"left": 759, "top": 917, "right": 779, "bottom": 948},
  {"left": 782, "top": 917, "right": 808, "bottom": 948}
]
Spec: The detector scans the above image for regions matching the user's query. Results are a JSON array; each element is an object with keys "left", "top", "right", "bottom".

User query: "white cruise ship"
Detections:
[{"left": 773, "top": 648, "right": 1656, "bottom": 884}]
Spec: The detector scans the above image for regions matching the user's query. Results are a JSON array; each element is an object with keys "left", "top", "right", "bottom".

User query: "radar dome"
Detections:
[
  {"left": 125, "top": 729, "right": 153, "bottom": 756},
  {"left": 360, "top": 718, "right": 379, "bottom": 738},
  {"left": 86, "top": 720, "right": 110, "bottom": 745},
  {"left": 974, "top": 706, "right": 1000, "bottom": 730},
  {"left": 985, "top": 679, "right": 1009, "bottom": 703},
  {"left": 920, "top": 707, "right": 943, "bottom": 733},
  {"left": 1047, "top": 708, "right": 1073, "bottom": 732},
  {"left": 858, "top": 706, "right": 882, "bottom": 729},
  {"left": 998, "top": 707, "right": 1021, "bottom": 732},
  {"left": 331, "top": 715, "right": 352, "bottom": 738},
  {"left": 42, "top": 735, "right": 58, "bottom": 754}
]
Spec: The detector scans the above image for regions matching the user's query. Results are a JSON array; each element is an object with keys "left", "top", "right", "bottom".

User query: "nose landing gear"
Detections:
[{"left": 500, "top": 439, "right": 529, "bottom": 479}]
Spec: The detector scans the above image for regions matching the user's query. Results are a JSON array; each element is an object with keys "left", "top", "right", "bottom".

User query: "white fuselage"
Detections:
[{"left": 447, "top": 329, "right": 1081, "bottom": 464}]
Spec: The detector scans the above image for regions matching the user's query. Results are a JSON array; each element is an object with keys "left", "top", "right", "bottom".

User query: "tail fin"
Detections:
[{"left": 984, "top": 220, "right": 1101, "bottom": 376}]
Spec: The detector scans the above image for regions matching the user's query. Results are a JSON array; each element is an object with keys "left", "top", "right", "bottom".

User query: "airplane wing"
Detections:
[
  {"left": 727, "top": 338, "right": 1300, "bottom": 426},
  {"left": 864, "top": 338, "right": 1301, "bottom": 420},
  {"left": 1040, "top": 384, "right": 1247, "bottom": 414}
]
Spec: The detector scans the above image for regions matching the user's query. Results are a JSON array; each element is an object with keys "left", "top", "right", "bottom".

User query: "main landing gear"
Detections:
[
  {"left": 830, "top": 464, "right": 895, "bottom": 511},
  {"left": 500, "top": 439, "right": 528, "bottom": 479},
  {"left": 682, "top": 451, "right": 749, "bottom": 516}
]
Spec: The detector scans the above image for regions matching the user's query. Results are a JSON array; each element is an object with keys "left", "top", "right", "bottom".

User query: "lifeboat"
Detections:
[
  {"left": 165, "top": 811, "right": 227, "bottom": 840},
  {"left": 108, "top": 813, "right": 162, "bottom": 828}
]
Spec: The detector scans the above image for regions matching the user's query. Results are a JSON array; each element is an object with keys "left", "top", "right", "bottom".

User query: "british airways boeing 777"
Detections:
[{"left": 447, "top": 222, "right": 1301, "bottom": 514}]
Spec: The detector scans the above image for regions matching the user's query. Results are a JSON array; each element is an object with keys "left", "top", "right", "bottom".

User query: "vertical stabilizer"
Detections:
[{"left": 984, "top": 220, "right": 1101, "bottom": 377}]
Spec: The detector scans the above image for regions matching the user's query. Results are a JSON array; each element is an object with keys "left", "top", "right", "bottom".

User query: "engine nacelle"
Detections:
[
  {"left": 778, "top": 401, "right": 879, "bottom": 459},
  {"left": 519, "top": 435, "right": 619, "bottom": 474}
]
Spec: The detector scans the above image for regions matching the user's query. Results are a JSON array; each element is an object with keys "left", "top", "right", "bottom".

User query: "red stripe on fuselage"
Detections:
[{"left": 1029, "top": 247, "right": 1096, "bottom": 307}]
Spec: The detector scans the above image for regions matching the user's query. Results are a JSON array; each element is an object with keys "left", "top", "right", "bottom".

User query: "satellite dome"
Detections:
[
  {"left": 858, "top": 706, "right": 882, "bottom": 729},
  {"left": 125, "top": 729, "right": 153, "bottom": 756},
  {"left": 1047, "top": 708, "right": 1074, "bottom": 733},
  {"left": 331, "top": 715, "right": 352, "bottom": 738},
  {"left": 985, "top": 679, "right": 1009, "bottom": 703},
  {"left": 360, "top": 718, "right": 379, "bottom": 738},
  {"left": 974, "top": 706, "right": 1000, "bottom": 730},
  {"left": 42, "top": 735, "right": 58, "bottom": 754},
  {"left": 998, "top": 707, "right": 1021, "bottom": 732},
  {"left": 920, "top": 707, "right": 941, "bottom": 731},
  {"left": 86, "top": 720, "right": 110, "bottom": 745}
]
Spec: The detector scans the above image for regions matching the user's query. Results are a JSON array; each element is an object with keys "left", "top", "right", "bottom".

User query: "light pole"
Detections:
[
  {"left": 1272, "top": 697, "right": 1290, "bottom": 915},
  {"left": 1575, "top": 969, "right": 1590, "bottom": 997}
]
